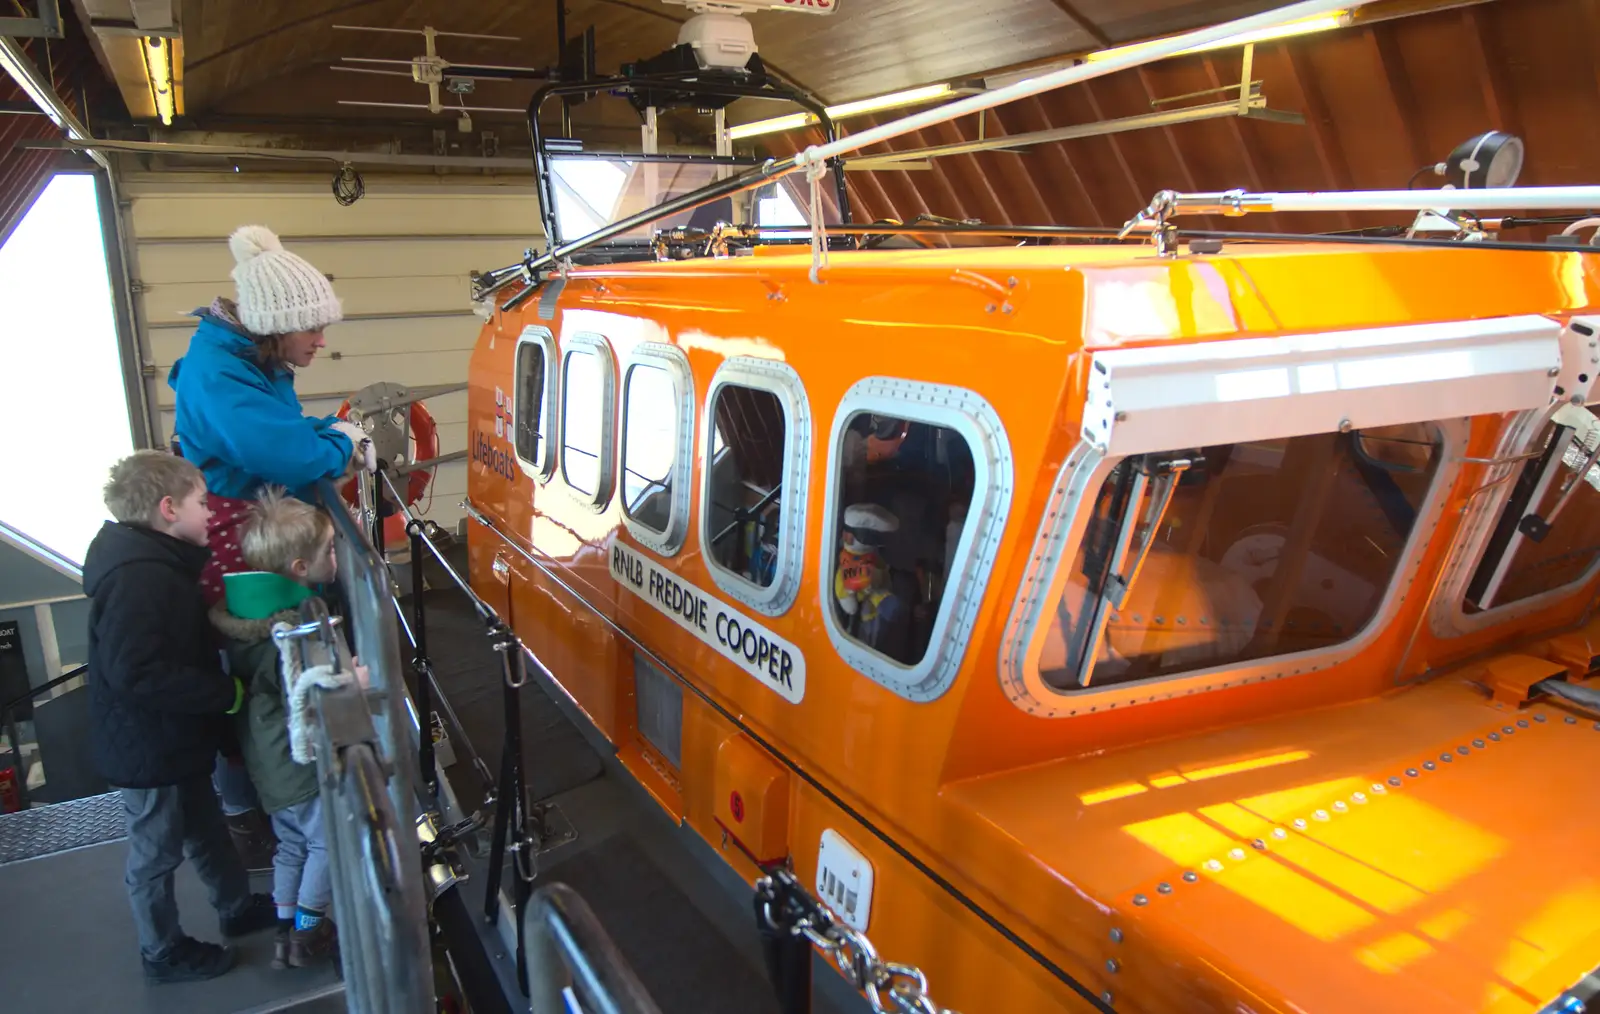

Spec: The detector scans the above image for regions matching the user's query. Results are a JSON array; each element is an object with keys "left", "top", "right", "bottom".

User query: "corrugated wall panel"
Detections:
[{"left": 121, "top": 171, "right": 542, "bottom": 531}]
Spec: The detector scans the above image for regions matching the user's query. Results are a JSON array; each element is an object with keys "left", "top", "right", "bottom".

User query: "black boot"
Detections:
[
  {"left": 224, "top": 809, "right": 277, "bottom": 871},
  {"left": 143, "top": 937, "right": 237, "bottom": 984}
]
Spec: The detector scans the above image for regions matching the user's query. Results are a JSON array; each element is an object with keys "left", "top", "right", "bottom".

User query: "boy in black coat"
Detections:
[{"left": 84, "top": 450, "right": 276, "bottom": 983}]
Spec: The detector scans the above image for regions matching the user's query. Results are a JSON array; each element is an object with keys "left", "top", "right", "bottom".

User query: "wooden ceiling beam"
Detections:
[
  {"left": 931, "top": 118, "right": 1013, "bottom": 225},
  {"left": 1044, "top": 0, "right": 1111, "bottom": 47},
  {"left": 852, "top": 114, "right": 939, "bottom": 234},
  {"left": 1201, "top": 54, "right": 1263, "bottom": 192},
  {"left": 1135, "top": 67, "right": 1212, "bottom": 228},
  {"left": 1364, "top": 25, "right": 1431, "bottom": 171},
  {"left": 1082, "top": 80, "right": 1147, "bottom": 209},
  {"left": 971, "top": 106, "right": 1056, "bottom": 225},
  {"left": 1015, "top": 94, "right": 1105, "bottom": 227},
  {"left": 897, "top": 127, "right": 976, "bottom": 222},
  {"left": 1283, "top": 46, "right": 1355, "bottom": 231},
  {"left": 1460, "top": 5, "right": 1521, "bottom": 139}
]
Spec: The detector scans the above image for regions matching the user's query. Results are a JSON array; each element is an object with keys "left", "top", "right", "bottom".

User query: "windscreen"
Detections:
[
  {"left": 1038, "top": 424, "right": 1443, "bottom": 691},
  {"left": 548, "top": 157, "right": 815, "bottom": 246}
]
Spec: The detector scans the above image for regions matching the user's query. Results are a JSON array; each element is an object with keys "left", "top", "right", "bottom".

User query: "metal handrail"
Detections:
[
  {"left": 1, "top": 663, "right": 90, "bottom": 811},
  {"left": 312, "top": 482, "right": 434, "bottom": 1013},
  {"left": 0, "top": 663, "right": 85, "bottom": 718},
  {"left": 524, "top": 883, "right": 664, "bottom": 1014}
]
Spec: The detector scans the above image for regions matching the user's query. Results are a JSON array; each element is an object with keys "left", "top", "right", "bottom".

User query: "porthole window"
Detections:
[
  {"left": 513, "top": 327, "right": 558, "bottom": 480},
  {"left": 560, "top": 334, "right": 615, "bottom": 508},
  {"left": 700, "top": 358, "right": 811, "bottom": 616},
  {"left": 620, "top": 343, "right": 693, "bottom": 555},
  {"left": 820, "top": 379, "right": 1012, "bottom": 702}
]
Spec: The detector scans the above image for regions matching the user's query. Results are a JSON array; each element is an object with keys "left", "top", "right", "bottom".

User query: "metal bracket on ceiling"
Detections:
[{"left": 0, "top": 0, "right": 63, "bottom": 39}]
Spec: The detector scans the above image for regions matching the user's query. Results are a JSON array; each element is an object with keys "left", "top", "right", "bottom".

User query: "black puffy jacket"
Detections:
[{"left": 83, "top": 522, "right": 242, "bottom": 788}]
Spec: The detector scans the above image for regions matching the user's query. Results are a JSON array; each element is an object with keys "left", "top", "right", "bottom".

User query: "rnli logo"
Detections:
[
  {"left": 609, "top": 541, "right": 805, "bottom": 704},
  {"left": 473, "top": 429, "right": 516, "bottom": 481}
]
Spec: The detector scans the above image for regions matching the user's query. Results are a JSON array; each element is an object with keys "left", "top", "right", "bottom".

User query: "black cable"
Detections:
[
  {"left": 332, "top": 163, "right": 365, "bottom": 207},
  {"left": 1532, "top": 678, "right": 1600, "bottom": 717},
  {"left": 1407, "top": 164, "right": 1441, "bottom": 189}
]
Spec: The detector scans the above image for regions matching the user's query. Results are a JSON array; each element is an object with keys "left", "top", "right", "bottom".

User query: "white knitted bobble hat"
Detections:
[{"left": 228, "top": 225, "right": 343, "bottom": 336}]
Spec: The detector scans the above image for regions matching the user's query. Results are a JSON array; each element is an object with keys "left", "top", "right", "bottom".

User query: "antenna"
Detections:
[{"left": 331, "top": 24, "right": 546, "bottom": 118}]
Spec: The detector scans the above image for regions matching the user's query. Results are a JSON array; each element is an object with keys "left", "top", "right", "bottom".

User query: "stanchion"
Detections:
[{"left": 407, "top": 518, "right": 438, "bottom": 798}]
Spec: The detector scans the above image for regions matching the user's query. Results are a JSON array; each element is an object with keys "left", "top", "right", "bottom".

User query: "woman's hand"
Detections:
[{"left": 330, "top": 420, "right": 378, "bottom": 474}]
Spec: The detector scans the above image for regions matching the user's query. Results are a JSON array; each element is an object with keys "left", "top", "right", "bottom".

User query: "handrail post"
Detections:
[{"left": 408, "top": 518, "right": 437, "bottom": 798}]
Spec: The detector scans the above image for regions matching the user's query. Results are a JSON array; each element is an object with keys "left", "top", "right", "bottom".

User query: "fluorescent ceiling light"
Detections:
[
  {"left": 141, "top": 36, "right": 176, "bottom": 125},
  {"left": 728, "top": 82, "right": 958, "bottom": 140},
  {"left": 1084, "top": 11, "right": 1351, "bottom": 61}
]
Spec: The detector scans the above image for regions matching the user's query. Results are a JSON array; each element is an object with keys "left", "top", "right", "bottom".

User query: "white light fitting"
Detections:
[{"left": 728, "top": 83, "right": 959, "bottom": 140}]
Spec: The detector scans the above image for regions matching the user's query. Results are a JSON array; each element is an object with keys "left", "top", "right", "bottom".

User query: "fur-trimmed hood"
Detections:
[{"left": 209, "top": 602, "right": 299, "bottom": 644}]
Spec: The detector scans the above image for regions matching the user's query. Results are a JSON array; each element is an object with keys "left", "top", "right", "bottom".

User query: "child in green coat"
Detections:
[{"left": 210, "top": 489, "right": 345, "bottom": 970}]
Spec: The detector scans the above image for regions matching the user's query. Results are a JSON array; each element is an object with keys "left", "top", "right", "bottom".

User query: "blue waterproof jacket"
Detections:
[{"left": 168, "top": 309, "right": 352, "bottom": 501}]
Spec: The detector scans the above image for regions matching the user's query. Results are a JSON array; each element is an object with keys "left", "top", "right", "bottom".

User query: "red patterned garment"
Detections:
[{"left": 199, "top": 493, "right": 256, "bottom": 606}]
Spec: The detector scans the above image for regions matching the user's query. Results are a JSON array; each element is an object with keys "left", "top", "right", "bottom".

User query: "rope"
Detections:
[
  {"left": 806, "top": 160, "right": 829, "bottom": 285},
  {"left": 273, "top": 622, "right": 357, "bottom": 765}
]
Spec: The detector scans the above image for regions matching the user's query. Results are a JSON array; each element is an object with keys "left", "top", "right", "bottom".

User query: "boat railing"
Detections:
[
  {"left": 523, "top": 882, "right": 665, "bottom": 1014},
  {"left": 301, "top": 478, "right": 435, "bottom": 1013}
]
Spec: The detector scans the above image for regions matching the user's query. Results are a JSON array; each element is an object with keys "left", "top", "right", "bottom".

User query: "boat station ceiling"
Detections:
[{"left": 12, "top": 0, "right": 1596, "bottom": 238}]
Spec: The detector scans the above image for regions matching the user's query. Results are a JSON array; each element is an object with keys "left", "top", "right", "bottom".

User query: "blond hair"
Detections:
[
  {"left": 241, "top": 488, "right": 334, "bottom": 576},
  {"left": 104, "top": 450, "right": 204, "bottom": 525}
]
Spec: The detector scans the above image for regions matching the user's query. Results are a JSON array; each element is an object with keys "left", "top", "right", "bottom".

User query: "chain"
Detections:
[{"left": 757, "top": 868, "right": 958, "bottom": 1014}]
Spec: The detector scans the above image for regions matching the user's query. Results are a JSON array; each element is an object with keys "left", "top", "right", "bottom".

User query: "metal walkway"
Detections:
[
  {"left": 0, "top": 824, "right": 343, "bottom": 1013},
  {"left": 0, "top": 543, "right": 865, "bottom": 1014}
]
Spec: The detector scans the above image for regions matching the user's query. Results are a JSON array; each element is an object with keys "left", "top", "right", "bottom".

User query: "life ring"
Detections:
[{"left": 335, "top": 399, "right": 440, "bottom": 547}]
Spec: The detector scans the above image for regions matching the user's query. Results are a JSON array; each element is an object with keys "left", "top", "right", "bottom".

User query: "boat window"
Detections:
[
  {"left": 705, "top": 383, "right": 786, "bottom": 588},
  {"left": 1466, "top": 405, "right": 1600, "bottom": 612},
  {"left": 1039, "top": 424, "right": 1443, "bottom": 691},
  {"left": 828, "top": 412, "right": 977, "bottom": 667},
  {"left": 560, "top": 337, "right": 615, "bottom": 505},
  {"left": 619, "top": 343, "right": 693, "bottom": 554},
  {"left": 623, "top": 364, "right": 676, "bottom": 531},
  {"left": 513, "top": 328, "right": 557, "bottom": 479}
]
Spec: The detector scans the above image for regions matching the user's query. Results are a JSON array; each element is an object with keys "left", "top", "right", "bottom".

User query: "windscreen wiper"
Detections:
[
  {"left": 1073, "top": 452, "right": 1197, "bottom": 688},
  {"left": 1520, "top": 404, "right": 1600, "bottom": 543}
]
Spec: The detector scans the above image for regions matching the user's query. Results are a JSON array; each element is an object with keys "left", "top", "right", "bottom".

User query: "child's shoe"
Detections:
[
  {"left": 143, "top": 936, "right": 237, "bottom": 984},
  {"left": 270, "top": 924, "right": 292, "bottom": 970},
  {"left": 289, "top": 918, "right": 338, "bottom": 968}
]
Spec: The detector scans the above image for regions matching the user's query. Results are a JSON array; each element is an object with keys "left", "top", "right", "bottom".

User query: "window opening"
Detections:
[
  {"left": 830, "top": 412, "right": 977, "bottom": 667},
  {"left": 1467, "top": 404, "right": 1600, "bottom": 611},
  {"left": 0, "top": 174, "right": 133, "bottom": 565},
  {"left": 622, "top": 362, "right": 677, "bottom": 534},
  {"left": 562, "top": 348, "right": 607, "bottom": 498},
  {"left": 514, "top": 337, "right": 550, "bottom": 471},
  {"left": 1039, "top": 424, "right": 1443, "bottom": 691},
  {"left": 706, "top": 384, "right": 786, "bottom": 587}
]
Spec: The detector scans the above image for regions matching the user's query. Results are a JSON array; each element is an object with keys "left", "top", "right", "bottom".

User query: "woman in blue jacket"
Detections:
[
  {"left": 168, "top": 225, "right": 372, "bottom": 605},
  {"left": 168, "top": 225, "right": 373, "bottom": 864}
]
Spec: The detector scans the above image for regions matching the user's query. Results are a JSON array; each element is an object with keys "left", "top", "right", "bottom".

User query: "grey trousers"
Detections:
[
  {"left": 120, "top": 774, "right": 252, "bottom": 961},
  {"left": 270, "top": 796, "right": 331, "bottom": 913}
]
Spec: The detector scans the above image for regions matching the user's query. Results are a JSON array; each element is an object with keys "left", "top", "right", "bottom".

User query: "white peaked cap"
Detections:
[
  {"left": 843, "top": 503, "right": 899, "bottom": 546},
  {"left": 228, "top": 225, "right": 344, "bottom": 336}
]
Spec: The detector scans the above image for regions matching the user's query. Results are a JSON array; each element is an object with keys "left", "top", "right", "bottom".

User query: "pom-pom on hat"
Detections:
[{"left": 227, "top": 225, "right": 343, "bottom": 336}]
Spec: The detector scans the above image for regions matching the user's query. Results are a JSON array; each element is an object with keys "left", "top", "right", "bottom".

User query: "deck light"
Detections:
[{"left": 1443, "top": 130, "right": 1525, "bottom": 189}]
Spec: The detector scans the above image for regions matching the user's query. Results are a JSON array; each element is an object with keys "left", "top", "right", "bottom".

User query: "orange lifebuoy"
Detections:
[{"left": 335, "top": 399, "right": 440, "bottom": 547}]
